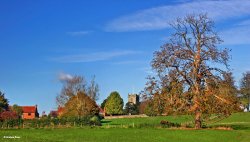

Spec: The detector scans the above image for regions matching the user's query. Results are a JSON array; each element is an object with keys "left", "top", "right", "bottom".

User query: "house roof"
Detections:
[
  {"left": 57, "top": 107, "right": 64, "bottom": 114},
  {"left": 22, "top": 106, "right": 37, "bottom": 113},
  {"left": 99, "top": 107, "right": 104, "bottom": 113}
]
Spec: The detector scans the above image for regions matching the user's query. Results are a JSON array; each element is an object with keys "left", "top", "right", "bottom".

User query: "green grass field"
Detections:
[
  {"left": 102, "top": 115, "right": 193, "bottom": 127},
  {"left": 0, "top": 113, "right": 249, "bottom": 142}
]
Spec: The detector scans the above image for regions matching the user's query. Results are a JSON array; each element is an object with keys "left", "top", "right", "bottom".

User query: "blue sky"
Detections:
[{"left": 1, "top": 0, "right": 250, "bottom": 114}]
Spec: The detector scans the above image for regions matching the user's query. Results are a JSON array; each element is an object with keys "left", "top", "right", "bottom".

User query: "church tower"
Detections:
[{"left": 128, "top": 94, "right": 139, "bottom": 105}]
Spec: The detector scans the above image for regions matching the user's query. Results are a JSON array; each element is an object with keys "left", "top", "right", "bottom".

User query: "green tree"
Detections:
[
  {"left": 144, "top": 100, "right": 157, "bottom": 116},
  {"left": 100, "top": 99, "right": 107, "bottom": 109},
  {"left": 104, "top": 91, "right": 124, "bottom": 115},
  {"left": 240, "top": 71, "right": 250, "bottom": 111},
  {"left": 0, "top": 91, "right": 9, "bottom": 112},
  {"left": 124, "top": 102, "right": 139, "bottom": 115},
  {"left": 11, "top": 104, "right": 23, "bottom": 118}
]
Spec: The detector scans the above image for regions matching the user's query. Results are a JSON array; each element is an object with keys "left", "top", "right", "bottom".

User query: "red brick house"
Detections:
[{"left": 21, "top": 105, "right": 39, "bottom": 119}]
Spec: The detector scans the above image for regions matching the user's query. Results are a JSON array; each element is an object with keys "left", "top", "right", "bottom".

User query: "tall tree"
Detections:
[
  {"left": 138, "top": 100, "right": 150, "bottom": 114},
  {"left": 61, "top": 91, "right": 99, "bottom": 118},
  {"left": 162, "top": 71, "right": 186, "bottom": 115},
  {"left": 124, "top": 102, "right": 139, "bottom": 115},
  {"left": 11, "top": 104, "right": 23, "bottom": 118},
  {"left": 141, "top": 72, "right": 186, "bottom": 116},
  {"left": 87, "top": 76, "right": 100, "bottom": 101},
  {"left": 56, "top": 76, "right": 87, "bottom": 107},
  {"left": 100, "top": 99, "right": 107, "bottom": 109},
  {"left": 0, "top": 91, "right": 9, "bottom": 112},
  {"left": 151, "top": 14, "right": 236, "bottom": 129},
  {"left": 104, "top": 91, "right": 124, "bottom": 115},
  {"left": 240, "top": 71, "right": 250, "bottom": 111},
  {"left": 56, "top": 75, "right": 100, "bottom": 106}
]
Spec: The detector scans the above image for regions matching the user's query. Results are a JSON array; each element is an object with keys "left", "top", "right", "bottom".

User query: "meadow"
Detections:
[{"left": 0, "top": 113, "right": 249, "bottom": 142}]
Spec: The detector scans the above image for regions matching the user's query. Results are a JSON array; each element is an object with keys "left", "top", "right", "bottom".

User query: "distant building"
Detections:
[
  {"left": 49, "top": 106, "right": 64, "bottom": 118},
  {"left": 21, "top": 105, "right": 39, "bottom": 119},
  {"left": 41, "top": 111, "right": 47, "bottom": 117},
  {"left": 243, "top": 104, "right": 250, "bottom": 112},
  {"left": 99, "top": 107, "right": 105, "bottom": 116},
  {"left": 128, "top": 94, "right": 139, "bottom": 105},
  {"left": 49, "top": 110, "right": 58, "bottom": 118}
]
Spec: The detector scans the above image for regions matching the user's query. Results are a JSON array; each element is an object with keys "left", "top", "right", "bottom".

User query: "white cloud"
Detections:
[
  {"left": 51, "top": 50, "right": 142, "bottom": 63},
  {"left": 67, "top": 31, "right": 92, "bottom": 36},
  {"left": 111, "top": 60, "right": 146, "bottom": 65},
  {"left": 105, "top": 0, "right": 250, "bottom": 32},
  {"left": 58, "top": 72, "right": 73, "bottom": 81},
  {"left": 237, "top": 19, "right": 250, "bottom": 26},
  {"left": 220, "top": 20, "right": 250, "bottom": 45}
]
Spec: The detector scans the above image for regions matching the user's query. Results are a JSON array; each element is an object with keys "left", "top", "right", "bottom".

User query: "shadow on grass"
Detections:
[
  {"left": 230, "top": 125, "right": 250, "bottom": 130},
  {"left": 101, "top": 120, "right": 112, "bottom": 124},
  {"left": 210, "top": 124, "right": 250, "bottom": 130}
]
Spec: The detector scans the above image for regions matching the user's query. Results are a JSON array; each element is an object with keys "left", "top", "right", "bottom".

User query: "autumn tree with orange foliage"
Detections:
[
  {"left": 61, "top": 91, "right": 99, "bottom": 118},
  {"left": 56, "top": 75, "right": 100, "bottom": 118},
  {"left": 146, "top": 14, "right": 240, "bottom": 129}
]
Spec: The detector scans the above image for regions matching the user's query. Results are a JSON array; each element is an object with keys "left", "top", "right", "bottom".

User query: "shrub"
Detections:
[
  {"left": 160, "top": 120, "right": 180, "bottom": 128},
  {"left": 0, "top": 111, "right": 18, "bottom": 120},
  {"left": 90, "top": 115, "right": 101, "bottom": 126},
  {"left": 124, "top": 102, "right": 139, "bottom": 115},
  {"left": 0, "top": 114, "right": 102, "bottom": 128}
]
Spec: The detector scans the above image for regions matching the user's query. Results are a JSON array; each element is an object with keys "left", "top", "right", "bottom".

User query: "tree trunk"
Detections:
[
  {"left": 195, "top": 110, "right": 202, "bottom": 129},
  {"left": 194, "top": 94, "right": 202, "bottom": 129},
  {"left": 194, "top": 42, "right": 202, "bottom": 129}
]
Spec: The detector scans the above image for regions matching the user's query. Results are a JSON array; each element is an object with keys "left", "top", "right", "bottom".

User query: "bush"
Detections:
[
  {"left": 90, "top": 116, "right": 101, "bottom": 126},
  {"left": 160, "top": 120, "right": 180, "bottom": 128},
  {"left": 0, "top": 114, "right": 103, "bottom": 129},
  {"left": 124, "top": 102, "right": 139, "bottom": 115},
  {"left": 0, "top": 111, "right": 18, "bottom": 120}
]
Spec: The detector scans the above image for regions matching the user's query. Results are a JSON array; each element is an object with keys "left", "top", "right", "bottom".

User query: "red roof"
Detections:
[
  {"left": 99, "top": 107, "right": 104, "bottom": 113},
  {"left": 22, "top": 106, "right": 37, "bottom": 113},
  {"left": 57, "top": 107, "right": 64, "bottom": 114}
]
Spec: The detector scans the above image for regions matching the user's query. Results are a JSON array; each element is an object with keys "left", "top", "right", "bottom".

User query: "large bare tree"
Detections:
[
  {"left": 56, "top": 75, "right": 99, "bottom": 107},
  {"left": 87, "top": 76, "right": 100, "bottom": 101},
  {"left": 56, "top": 76, "right": 87, "bottom": 107},
  {"left": 151, "top": 14, "right": 238, "bottom": 129}
]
